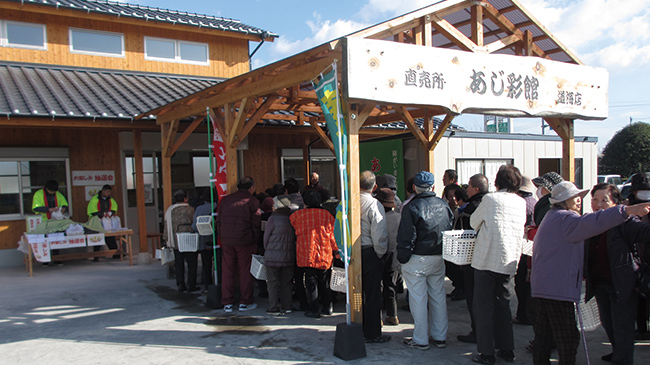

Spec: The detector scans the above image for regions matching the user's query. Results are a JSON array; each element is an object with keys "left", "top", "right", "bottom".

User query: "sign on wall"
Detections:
[
  {"left": 345, "top": 38, "right": 608, "bottom": 120},
  {"left": 360, "top": 139, "right": 405, "bottom": 200},
  {"left": 85, "top": 186, "right": 102, "bottom": 201},
  {"left": 72, "top": 171, "right": 115, "bottom": 186}
]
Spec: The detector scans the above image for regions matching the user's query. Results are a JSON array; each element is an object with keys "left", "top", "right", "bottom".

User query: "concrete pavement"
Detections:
[{"left": 1, "top": 258, "right": 648, "bottom": 364}]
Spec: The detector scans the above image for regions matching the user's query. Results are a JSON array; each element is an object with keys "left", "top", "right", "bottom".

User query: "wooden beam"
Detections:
[
  {"left": 154, "top": 55, "right": 339, "bottom": 123},
  {"left": 303, "top": 135, "right": 311, "bottom": 186},
  {"left": 309, "top": 122, "right": 335, "bottom": 154},
  {"left": 233, "top": 96, "right": 278, "bottom": 146},
  {"left": 430, "top": 13, "right": 476, "bottom": 52},
  {"left": 229, "top": 97, "right": 255, "bottom": 148},
  {"left": 133, "top": 130, "right": 148, "bottom": 255},
  {"left": 484, "top": 33, "right": 521, "bottom": 54},
  {"left": 395, "top": 106, "right": 432, "bottom": 152},
  {"left": 428, "top": 114, "right": 455, "bottom": 150},
  {"left": 169, "top": 115, "right": 205, "bottom": 156},
  {"left": 354, "top": 103, "right": 377, "bottom": 130},
  {"left": 350, "top": 0, "right": 472, "bottom": 40},
  {"left": 471, "top": 4, "right": 484, "bottom": 47},
  {"left": 0, "top": 117, "right": 161, "bottom": 130},
  {"left": 162, "top": 120, "right": 179, "bottom": 158},
  {"left": 209, "top": 108, "right": 225, "bottom": 137},
  {"left": 524, "top": 30, "right": 533, "bottom": 56}
]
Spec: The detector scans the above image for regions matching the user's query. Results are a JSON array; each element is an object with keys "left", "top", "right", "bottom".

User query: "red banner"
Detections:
[{"left": 211, "top": 127, "right": 228, "bottom": 200}]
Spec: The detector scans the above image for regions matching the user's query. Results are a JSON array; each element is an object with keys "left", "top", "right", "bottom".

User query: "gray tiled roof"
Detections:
[
  {"left": 0, "top": 62, "right": 223, "bottom": 119},
  {"left": 2, "top": 0, "right": 277, "bottom": 39}
]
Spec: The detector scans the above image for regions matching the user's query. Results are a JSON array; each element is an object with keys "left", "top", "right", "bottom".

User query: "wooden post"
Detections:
[
  {"left": 562, "top": 119, "right": 575, "bottom": 182},
  {"left": 423, "top": 114, "right": 436, "bottom": 173},
  {"left": 133, "top": 130, "right": 148, "bottom": 255},
  {"left": 303, "top": 135, "right": 311, "bottom": 187},
  {"left": 160, "top": 122, "right": 173, "bottom": 215},
  {"left": 346, "top": 102, "right": 363, "bottom": 323},
  {"left": 471, "top": 4, "right": 484, "bottom": 47}
]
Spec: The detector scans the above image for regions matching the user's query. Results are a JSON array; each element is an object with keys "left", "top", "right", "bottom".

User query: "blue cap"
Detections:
[{"left": 414, "top": 171, "right": 434, "bottom": 187}]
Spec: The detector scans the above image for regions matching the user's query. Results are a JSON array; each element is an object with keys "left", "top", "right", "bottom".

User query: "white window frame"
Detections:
[
  {"left": 69, "top": 28, "right": 125, "bottom": 58},
  {"left": 0, "top": 20, "right": 47, "bottom": 50},
  {"left": 456, "top": 158, "right": 514, "bottom": 192},
  {"left": 144, "top": 36, "right": 209, "bottom": 65}
]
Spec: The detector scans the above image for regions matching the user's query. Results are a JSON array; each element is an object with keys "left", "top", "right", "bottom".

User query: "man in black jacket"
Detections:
[
  {"left": 397, "top": 171, "right": 453, "bottom": 350},
  {"left": 456, "top": 174, "right": 488, "bottom": 344}
]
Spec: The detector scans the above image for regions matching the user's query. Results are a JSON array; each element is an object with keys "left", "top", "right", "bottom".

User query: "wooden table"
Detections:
[{"left": 24, "top": 229, "right": 134, "bottom": 277}]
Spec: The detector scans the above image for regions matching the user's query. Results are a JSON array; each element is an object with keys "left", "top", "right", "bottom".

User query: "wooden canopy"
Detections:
[{"left": 143, "top": 0, "right": 606, "bottom": 323}]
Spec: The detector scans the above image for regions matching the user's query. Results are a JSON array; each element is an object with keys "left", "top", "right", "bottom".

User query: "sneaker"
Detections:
[
  {"left": 385, "top": 316, "right": 399, "bottom": 325},
  {"left": 450, "top": 289, "right": 466, "bottom": 301},
  {"left": 365, "top": 335, "right": 391, "bottom": 343},
  {"left": 601, "top": 353, "right": 613, "bottom": 362},
  {"left": 457, "top": 332, "right": 477, "bottom": 343},
  {"left": 282, "top": 308, "right": 293, "bottom": 314},
  {"left": 239, "top": 303, "right": 258, "bottom": 311},
  {"left": 496, "top": 350, "right": 515, "bottom": 363},
  {"left": 266, "top": 307, "right": 283, "bottom": 315},
  {"left": 431, "top": 340, "right": 446, "bottom": 348},
  {"left": 472, "top": 354, "right": 496, "bottom": 365},
  {"left": 224, "top": 304, "right": 233, "bottom": 313},
  {"left": 402, "top": 338, "right": 429, "bottom": 350}
]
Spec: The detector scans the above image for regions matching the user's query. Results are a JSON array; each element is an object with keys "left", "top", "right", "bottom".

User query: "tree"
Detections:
[{"left": 600, "top": 122, "right": 650, "bottom": 177}]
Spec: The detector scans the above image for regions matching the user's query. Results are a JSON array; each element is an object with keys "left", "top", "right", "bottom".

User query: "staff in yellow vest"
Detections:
[
  {"left": 32, "top": 180, "right": 68, "bottom": 221},
  {"left": 87, "top": 184, "right": 119, "bottom": 260},
  {"left": 32, "top": 180, "right": 68, "bottom": 267}
]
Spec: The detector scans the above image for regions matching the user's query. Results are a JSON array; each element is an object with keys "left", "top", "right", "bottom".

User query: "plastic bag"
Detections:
[
  {"left": 65, "top": 223, "right": 85, "bottom": 236},
  {"left": 111, "top": 215, "right": 121, "bottom": 230},
  {"left": 51, "top": 210, "right": 64, "bottom": 220},
  {"left": 101, "top": 216, "right": 112, "bottom": 231}
]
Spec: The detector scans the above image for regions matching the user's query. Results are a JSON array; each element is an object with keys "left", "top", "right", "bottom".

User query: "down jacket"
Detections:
[
  {"left": 263, "top": 208, "right": 297, "bottom": 267},
  {"left": 470, "top": 191, "right": 526, "bottom": 275},
  {"left": 396, "top": 191, "right": 453, "bottom": 264},
  {"left": 216, "top": 189, "right": 261, "bottom": 247}
]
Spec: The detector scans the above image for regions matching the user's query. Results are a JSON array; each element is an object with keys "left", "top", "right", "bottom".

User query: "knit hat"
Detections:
[
  {"left": 414, "top": 171, "right": 435, "bottom": 188},
  {"left": 532, "top": 172, "right": 564, "bottom": 192},
  {"left": 273, "top": 195, "right": 292, "bottom": 210},
  {"left": 375, "top": 188, "right": 396, "bottom": 208},
  {"left": 549, "top": 181, "right": 589, "bottom": 204}
]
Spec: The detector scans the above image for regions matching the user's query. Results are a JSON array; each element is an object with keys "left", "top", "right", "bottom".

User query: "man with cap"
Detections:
[
  {"left": 376, "top": 187, "right": 401, "bottom": 326},
  {"left": 531, "top": 181, "right": 650, "bottom": 365},
  {"left": 397, "top": 171, "right": 453, "bottom": 350},
  {"left": 359, "top": 170, "right": 390, "bottom": 343}
]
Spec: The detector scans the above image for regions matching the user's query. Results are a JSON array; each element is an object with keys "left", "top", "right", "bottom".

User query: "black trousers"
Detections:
[
  {"left": 445, "top": 261, "right": 465, "bottom": 290},
  {"left": 294, "top": 266, "right": 309, "bottom": 310},
  {"left": 462, "top": 265, "right": 476, "bottom": 333},
  {"left": 596, "top": 284, "right": 637, "bottom": 365},
  {"left": 200, "top": 248, "right": 222, "bottom": 288},
  {"left": 303, "top": 267, "right": 332, "bottom": 313},
  {"left": 362, "top": 247, "right": 384, "bottom": 339},
  {"left": 382, "top": 254, "right": 399, "bottom": 318},
  {"left": 514, "top": 254, "right": 531, "bottom": 323},
  {"left": 473, "top": 269, "right": 514, "bottom": 356},
  {"left": 173, "top": 250, "right": 198, "bottom": 287}
]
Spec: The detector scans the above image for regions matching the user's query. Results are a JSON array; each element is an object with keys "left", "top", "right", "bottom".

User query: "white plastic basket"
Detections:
[
  {"left": 522, "top": 239, "right": 534, "bottom": 256},
  {"left": 330, "top": 267, "right": 347, "bottom": 293},
  {"left": 176, "top": 233, "right": 199, "bottom": 252},
  {"left": 196, "top": 215, "right": 213, "bottom": 236},
  {"left": 250, "top": 254, "right": 267, "bottom": 280},
  {"left": 442, "top": 230, "right": 477, "bottom": 265},
  {"left": 575, "top": 296, "right": 601, "bottom": 331}
]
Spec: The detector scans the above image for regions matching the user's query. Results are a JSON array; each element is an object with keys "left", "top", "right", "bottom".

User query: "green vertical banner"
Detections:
[
  {"left": 360, "top": 139, "right": 405, "bottom": 200},
  {"left": 312, "top": 64, "right": 351, "bottom": 265}
]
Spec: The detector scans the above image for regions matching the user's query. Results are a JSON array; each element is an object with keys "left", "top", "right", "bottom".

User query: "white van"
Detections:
[{"left": 597, "top": 174, "right": 622, "bottom": 186}]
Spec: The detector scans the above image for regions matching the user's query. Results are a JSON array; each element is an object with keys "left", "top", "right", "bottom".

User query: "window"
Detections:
[
  {"left": 0, "top": 148, "right": 70, "bottom": 218},
  {"left": 125, "top": 155, "right": 158, "bottom": 207},
  {"left": 0, "top": 21, "right": 46, "bottom": 50},
  {"left": 69, "top": 28, "right": 124, "bottom": 57},
  {"left": 456, "top": 159, "right": 513, "bottom": 192},
  {"left": 144, "top": 37, "right": 209, "bottom": 65}
]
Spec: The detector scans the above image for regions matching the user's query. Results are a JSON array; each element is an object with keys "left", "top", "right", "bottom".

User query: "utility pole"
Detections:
[{"left": 630, "top": 117, "right": 633, "bottom": 125}]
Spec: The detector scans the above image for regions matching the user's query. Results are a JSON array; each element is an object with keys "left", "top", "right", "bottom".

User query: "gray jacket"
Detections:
[{"left": 263, "top": 208, "right": 296, "bottom": 266}]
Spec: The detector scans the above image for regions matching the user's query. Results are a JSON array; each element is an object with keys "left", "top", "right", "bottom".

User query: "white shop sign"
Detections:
[
  {"left": 72, "top": 171, "right": 115, "bottom": 186},
  {"left": 345, "top": 38, "right": 608, "bottom": 120}
]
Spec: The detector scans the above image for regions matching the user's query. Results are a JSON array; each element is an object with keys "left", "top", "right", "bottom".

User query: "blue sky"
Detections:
[{"left": 128, "top": 0, "right": 650, "bottom": 149}]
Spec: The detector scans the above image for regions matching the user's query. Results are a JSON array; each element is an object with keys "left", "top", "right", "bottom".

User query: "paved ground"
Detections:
[{"left": 1, "top": 258, "right": 648, "bottom": 364}]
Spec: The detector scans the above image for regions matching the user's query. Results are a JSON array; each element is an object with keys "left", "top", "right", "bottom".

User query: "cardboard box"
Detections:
[
  {"left": 86, "top": 233, "right": 105, "bottom": 247},
  {"left": 66, "top": 235, "right": 87, "bottom": 248},
  {"left": 25, "top": 215, "right": 42, "bottom": 233},
  {"left": 47, "top": 233, "right": 69, "bottom": 249}
]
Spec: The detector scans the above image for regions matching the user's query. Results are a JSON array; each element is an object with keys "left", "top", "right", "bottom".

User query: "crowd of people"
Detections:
[{"left": 161, "top": 167, "right": 650, "bottom": 364}]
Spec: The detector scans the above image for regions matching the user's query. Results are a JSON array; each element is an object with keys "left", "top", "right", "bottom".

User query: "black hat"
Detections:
[{"left": 631, "top": 173, "right": 650, "bottom": 192}]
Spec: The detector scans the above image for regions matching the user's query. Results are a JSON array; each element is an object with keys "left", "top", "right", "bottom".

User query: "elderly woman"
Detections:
[
  {"left": 585, "top": 183, "right": 650, "bottom": 364},
  {"left": 469, "top": 165, "right": 527, "bottom": 364},
  {"left": 531, "top": 181, "right": 650, "bottom": 365}
]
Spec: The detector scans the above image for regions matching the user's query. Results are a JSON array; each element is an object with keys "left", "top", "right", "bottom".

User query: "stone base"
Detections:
[
  {"left": 137, "top": 252, "right": 151, "bottom": 265},
  {"left": 333, "top": 322, "right": 366, "bottom": 361}
]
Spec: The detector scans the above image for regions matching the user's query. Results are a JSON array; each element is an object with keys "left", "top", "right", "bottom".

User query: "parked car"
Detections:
[{"left": 597, "top": 174, "right": 623, "bottom": 186}]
